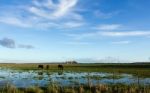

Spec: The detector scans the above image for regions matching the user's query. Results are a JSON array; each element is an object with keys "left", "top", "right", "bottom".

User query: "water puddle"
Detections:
[{"left": 0, "top": 68, "right": 149, "bottom": 88}]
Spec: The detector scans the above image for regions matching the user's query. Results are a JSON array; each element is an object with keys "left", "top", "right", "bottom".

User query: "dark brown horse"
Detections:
[
  {"left": 58, "top": 64, "right": 63, "bottom": 70},
  {"left": 46, "top": 65, "right": 49, "bottom": 70},
  {"left": 38, "top": 65, "right": 44, "bottom": 69}
]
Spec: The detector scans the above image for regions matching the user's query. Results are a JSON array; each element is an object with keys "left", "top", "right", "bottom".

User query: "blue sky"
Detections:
[{"left": 0, "top": 0, "right": 150, "bottom": 63}]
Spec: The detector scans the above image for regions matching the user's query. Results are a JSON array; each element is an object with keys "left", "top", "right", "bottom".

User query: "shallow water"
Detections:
[{"left": 0, "top": 68, "right": 149, "bottom": 88}]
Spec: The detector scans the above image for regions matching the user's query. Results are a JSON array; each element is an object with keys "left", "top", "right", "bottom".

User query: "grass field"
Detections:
[
  {"left": 0, "top": 63, "right": 149, "bottom": 93},
  {"left": 0, "top": 63, "right": 150, "bottom": 77},
  {"left": 1, "top": 83, "right": 150, "bottom": 93}
]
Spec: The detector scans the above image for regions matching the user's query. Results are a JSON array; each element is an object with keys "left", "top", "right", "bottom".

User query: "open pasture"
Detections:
[{"left": 0, "top": 63, "right": 149, "bottom": 93}]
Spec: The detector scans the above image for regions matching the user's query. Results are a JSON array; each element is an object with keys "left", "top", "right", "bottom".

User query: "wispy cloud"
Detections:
[
  {"left": 66, "top": 32, "right": 96, "bottom": 40},
  {"left": 18, "top": 44, "right": 34, "bottom": 49},
  {"left": 66, "top": 31, "right": 150, "bottom": 40},
  {"left": 111, "top": 41, "right": 131, "bottom": 44},
  {"left": 0, "top": 37, "right": 34, "bottom": 49},
  {"left": 101, "top": 31, "right": 150, "bottom": 37},
  {"left": 30, "top": 0, "right": 79, "bottom": 20},
  {"left": 62, "top": 21, "right": 85, "bottom": 28},
  {"left": 95, "top": 24, "right": 121, "bottom": 30},
  {"left": 0, "top": 17, "right": 32, "bottom": 28},
  {"left": 30, "top": 0, "right": 83, "bottom": 21},
  {"left": 94, "top": 10, "right": 119, "bottom": 19},
  {"left": 51, "top": 0, "right": 78, "bottom": 19},
  {"left": 0, "top": 0, "right": 84, "bottom": 29}
]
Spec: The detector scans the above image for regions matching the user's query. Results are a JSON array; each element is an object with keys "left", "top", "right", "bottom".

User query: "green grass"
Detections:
[
  {"left": 0, "top": 63, "right": 150, "bottom": 77},
  {"left": 0, "top": 83, "right": 150, "bottom": 93},
  {"left": 0, "top": 63, "right": 149, "bottom": 93}
]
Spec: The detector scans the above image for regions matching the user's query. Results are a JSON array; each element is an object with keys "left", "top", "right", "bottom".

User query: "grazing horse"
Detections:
[
  {"left": 38, "top": 65, "right": 44, "bottom": 69},
  {"left": 58, "top": 64, "right": 63, "bottom": 70},
  {"left": 46, "top": 65, "right": 49, "bottom": 70}
]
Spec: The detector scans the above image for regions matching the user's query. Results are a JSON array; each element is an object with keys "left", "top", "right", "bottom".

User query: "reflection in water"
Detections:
[
  {"left": 38, "top": 72, "right": 43, "bottom": 75},
  {"left": 58, "top": 71, "right": 63, "bottom": 75},
  {"left": 0, "top": 68, "right": 149, "bottom": 88},
  {"left": 38, "top": 76, "right": 44, "bottom": 80},
  {"left": 46, "top": 72, "right": 51, "bottom": 76}
]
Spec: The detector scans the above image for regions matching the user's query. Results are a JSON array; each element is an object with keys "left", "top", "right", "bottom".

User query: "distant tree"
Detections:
[{"left": 66, "top": 60, "right": 78, "bottom": 64}]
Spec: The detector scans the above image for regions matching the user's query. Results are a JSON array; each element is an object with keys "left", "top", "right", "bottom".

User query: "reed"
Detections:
[{"left": 0, "top": 83, "right": 149, "bottom": 93}]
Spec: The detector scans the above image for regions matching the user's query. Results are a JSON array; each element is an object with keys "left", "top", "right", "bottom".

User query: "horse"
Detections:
[
  {"left": 58, "top": 64, "right": 63, "bottom": 70},
  {"left": 46, "top": 65, "right": 49, "bottom": 70},
  {"left": 38, "top": 65, "right": 44, "bottom": 69}
]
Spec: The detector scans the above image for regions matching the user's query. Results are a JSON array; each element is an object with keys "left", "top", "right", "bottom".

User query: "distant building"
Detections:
[{"left": 65, "top": 60, "right": 78, "bottom": 64}]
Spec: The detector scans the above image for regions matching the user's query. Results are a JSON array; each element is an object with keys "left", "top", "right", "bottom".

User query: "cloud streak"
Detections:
[
  {"left": 18, "top": 44, "right": 34, "bottom": 49},
  {"left": 0, "top": 0, "right": 84, "bottom": 29},
  {"left": 101, "top": 31, "right": 150, "bottom": 37},
  {"left": 95, "top": 24, "right": 121, "bottom": 30},
  {"left": 111, "top": 41, "right": 131, "bottom": 44},
  {"left": 30, "top": 0, "right": 79, "bottom": 20},
  {"left": 94, "top": 10, "right": 119, "bottom": 19},
  {"left": 0, "top": 37, "right": 34, "bottom": 49},
  {"left": 0, "top": 17, "right": 31, "bottom": 28},
  {"left": 66, "top": 31, "right": 150, "bottom": 40}
]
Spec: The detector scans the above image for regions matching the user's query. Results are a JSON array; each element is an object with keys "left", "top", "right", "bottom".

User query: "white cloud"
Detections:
[
  {"left": 0, "top": 0, "right": 84, "bottom": 29},
  {"left": 94, "top": 10, "right": 119, "bottom": 19},
  {"left": 0, "top": 17, "right": 31, "bottom": 28},
  {"left": 52, "top": 0, "right": 78, "bottom": 18},
  {"left": 66, "top": 31, "right": 150, "bottom": 40},
  {"left": 66, "top": 32, "right": 96, "bottom": 40},
  {"left": 95, "top": 24, "right": 121, "bottom": 30},
  {"left": 101, "top": 31, "right": 150, "bottom": 37},
  {"left": 28, "top": 0, "right": 80, "bottom": 20},
  {"left": 62, "top": 21, "right": 85, "bottom": 28},
  {"left": 28, "top": 6, "right": 52, "bottom": 19},
  {"left": 111, "top": 41, "right": 131, "bottom": 44}
]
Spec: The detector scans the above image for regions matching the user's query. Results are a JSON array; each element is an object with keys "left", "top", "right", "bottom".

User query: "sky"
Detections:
[{"left": 0, "top": 0, "right": 150, "bottom": 63}]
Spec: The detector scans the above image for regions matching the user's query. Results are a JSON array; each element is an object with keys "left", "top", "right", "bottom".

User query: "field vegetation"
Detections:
[
  {"left": 0, "top": 63, "right": 149, "bottom": 77},
  {"left": 0, "top": 83, "right": 150, "bottom": 93},
  {"left": 0, "top": 63, "right": 149, "bottom": 93}
]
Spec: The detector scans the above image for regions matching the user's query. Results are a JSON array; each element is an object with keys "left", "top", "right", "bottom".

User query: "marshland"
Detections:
[
  {"left": 1, "top": 0, "right": 150, "bottom": 93},
  {"left": 0, "top": 63, "right": 149, "bottom": 93}
]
